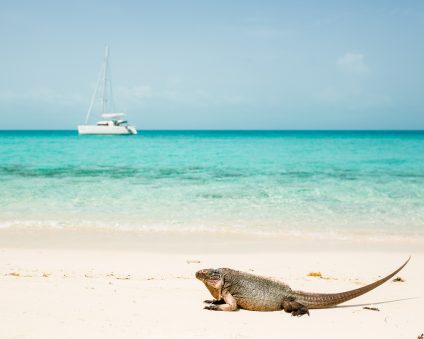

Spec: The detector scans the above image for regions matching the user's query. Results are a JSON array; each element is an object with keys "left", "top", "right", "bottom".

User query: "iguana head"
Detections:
[
  {"left": 196, "top": 268, "right": 238, "bottom": 301},
  {"left": 196, "top": 268, "right": 222, "bottom": 281},
  {"left": 195, "top": 268, "right": 224, "bottom": 290}
]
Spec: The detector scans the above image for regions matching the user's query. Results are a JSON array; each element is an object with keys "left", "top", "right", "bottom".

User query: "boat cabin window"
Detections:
[{"left": 96, "top": 121, "right": 115, "bottom": 126}]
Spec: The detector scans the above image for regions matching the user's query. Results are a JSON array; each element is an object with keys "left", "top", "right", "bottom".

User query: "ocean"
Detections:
[{"left": 0, "top": 130, "right": 423, "bottom": 239}]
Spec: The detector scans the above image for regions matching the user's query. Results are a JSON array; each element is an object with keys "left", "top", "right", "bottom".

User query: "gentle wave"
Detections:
[{"left": 1, "top": 219, "right": 424, "bottom": 243}]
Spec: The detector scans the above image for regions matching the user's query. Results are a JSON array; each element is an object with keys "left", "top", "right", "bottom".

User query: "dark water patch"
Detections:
[
  {"left": 0, "top": 164, "right": 250, "bottom": 181},
  {"left": 156, "top": 168, "right": 184, "bottom": 177},
  {"left": 143, "top": 167, "right": 207, "bottom": 181},
  {"left": 212, "top": 169, "right": 247, "bottom": 179},
  {"left": 0, "top": 165, "right": 139, "bottom": 179},
  {"left": 277, "top": 169, "right": 359, "bottom": 181},
  {"left": 1, "top": 164, "right": 423, "bottom": 183},
  {"left": 393, "top": 172, "right": 424, "bottom": 178},
  {"left": 279, "top": 171, "right": 315, "bottom": 179}
]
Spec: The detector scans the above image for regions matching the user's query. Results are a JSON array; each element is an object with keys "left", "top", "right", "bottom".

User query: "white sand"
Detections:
[{"left": 0, "top": 229, "right": 423, "bottom": 339}]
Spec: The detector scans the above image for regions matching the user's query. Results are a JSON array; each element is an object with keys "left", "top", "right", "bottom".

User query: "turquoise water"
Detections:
[{"left": 0, "top": 131, "right": 423, "bottom": 238}]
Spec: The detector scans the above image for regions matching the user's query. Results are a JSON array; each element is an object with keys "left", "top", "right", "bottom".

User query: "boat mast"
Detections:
[
  {"left": 101, "top": 46, "right": 109, "bottom": 114},
  {"left": 84, "top": 46, "right": 108, "bottom": 124}
]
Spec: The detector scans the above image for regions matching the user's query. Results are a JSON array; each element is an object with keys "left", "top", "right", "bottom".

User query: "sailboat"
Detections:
[{"left": 78, "top": 46, "right": 137, "bottom": 135}]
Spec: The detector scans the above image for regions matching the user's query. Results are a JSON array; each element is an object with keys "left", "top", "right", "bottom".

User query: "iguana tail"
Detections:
[{"left": 292, "top": 257, "right": 410, "bottom": 309}]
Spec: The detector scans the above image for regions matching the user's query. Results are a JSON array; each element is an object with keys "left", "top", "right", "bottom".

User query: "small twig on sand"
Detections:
[
  {"left": 186, "top": 259, "right": 201, "bottom": 264},
  {"left": 363, "top": 306, "right": 380, "bottom": 312}
]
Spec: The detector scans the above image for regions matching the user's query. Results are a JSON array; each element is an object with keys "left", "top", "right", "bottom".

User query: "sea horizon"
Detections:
[{"left": 1, "top": 129, "right": 424, "bottom": 132}]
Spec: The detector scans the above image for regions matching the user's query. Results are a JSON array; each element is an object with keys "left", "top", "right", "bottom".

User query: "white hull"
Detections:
[{"left": 78, "top": 125, "right": 137, "bottom": 135}]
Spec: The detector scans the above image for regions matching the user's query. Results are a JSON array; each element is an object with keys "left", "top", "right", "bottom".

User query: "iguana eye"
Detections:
[{"left": 209, "top": 270, "right": 221, "bottom": 279}]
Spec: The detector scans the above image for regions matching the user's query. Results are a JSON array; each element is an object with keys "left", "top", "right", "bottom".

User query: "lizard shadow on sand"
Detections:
[{"left": 331, "top": 296, "right": 419, "bottom": 309}]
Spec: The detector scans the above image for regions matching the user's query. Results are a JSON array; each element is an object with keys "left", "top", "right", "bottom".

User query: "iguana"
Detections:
[{"left": 195, "top": 257, "right": 410, "bottom": 316}]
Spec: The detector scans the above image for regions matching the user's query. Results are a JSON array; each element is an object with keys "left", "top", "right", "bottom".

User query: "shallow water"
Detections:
[{"left": 0, "top": 130, "right": 423, "bottom": 237}]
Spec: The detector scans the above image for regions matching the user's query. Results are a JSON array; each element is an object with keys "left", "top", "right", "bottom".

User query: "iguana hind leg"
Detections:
[{"left": 282, "top": 299, "right": 310, "bottom": 317}]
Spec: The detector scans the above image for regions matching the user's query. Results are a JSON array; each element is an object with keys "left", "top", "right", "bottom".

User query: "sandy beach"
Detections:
[{"left": 0, "top": 228, "right": 422, "bottom": 339}]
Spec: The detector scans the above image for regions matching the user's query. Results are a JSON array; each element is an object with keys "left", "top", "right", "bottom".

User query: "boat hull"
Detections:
[{"left": 78, "top": 125, "right": 137, "bottom": 135}]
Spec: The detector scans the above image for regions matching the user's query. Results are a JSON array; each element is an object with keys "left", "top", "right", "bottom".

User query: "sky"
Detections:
[{"left": 0, "top": 0, "right": 423, "bottom": 130}]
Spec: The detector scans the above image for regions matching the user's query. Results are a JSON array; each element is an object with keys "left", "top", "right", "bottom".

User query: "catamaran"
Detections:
[{"left": 78, "top": 46, "right": 137, "bottom": 135}]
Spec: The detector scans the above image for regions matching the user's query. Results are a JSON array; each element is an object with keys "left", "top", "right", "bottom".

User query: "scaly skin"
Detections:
[{"left": 195, "top": 257, "right": 410, "bottom": 316}]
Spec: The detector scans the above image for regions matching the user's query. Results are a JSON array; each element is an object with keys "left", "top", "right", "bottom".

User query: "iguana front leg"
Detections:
[
  {"left": 204, "top": 291, "right": 237, "bottom": 311},
  {"left": 203, "top": 299, "right": 225, "bottom": 305}
]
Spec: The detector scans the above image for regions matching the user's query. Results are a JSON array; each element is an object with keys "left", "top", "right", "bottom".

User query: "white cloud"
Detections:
[
  {"left": 337, "top": 52, "right": 369, "bottom": 74},
  {"left": 116, "top": 85, "right": 153, "bottom": 101},
  {"left": 162, "top": 88, "right": 212, "bottom": 106},
  {"left": 166, "top": 76, "right": 183, "bottom": 87},
  {"left": 112, "top": 82, "right": 248, "bottom": 108},
  {"left": 0, "top": 87, "right": 83, "bottom": 105}
]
